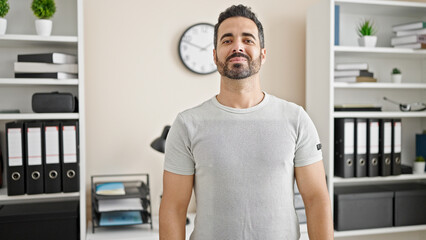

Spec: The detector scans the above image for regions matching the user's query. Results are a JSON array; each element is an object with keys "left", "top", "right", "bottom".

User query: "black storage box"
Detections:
[
  {"left": 32, "top": 92, "right": 77, "bottom": 113},
  {"left": 381, "top": 183, "right": 426, "bottom": 226},
  {"left": 334, "top": 185, "right": 393, "bottom": 231},
  {"left": 0, "top": 200, "right": 79, "bottom": 240}
]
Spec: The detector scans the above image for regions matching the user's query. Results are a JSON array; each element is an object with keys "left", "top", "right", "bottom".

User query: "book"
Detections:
[
  {"left": 96, "top": 182, "right": 125, "bottom": 195},
  {"left": 334, "top": 76, "right": 376, "bottom": 83},
  {"left": 392, "top": 21, "right": 426, "bottom": 32},
  {"left": 335, "top": 63, "right": 368, "bottom": 70},
  {"left": 335, "top": 70, "right": 373, "bottom": 78},
  {"left": 99, "top": 211, "right": 142, "bottom": 226},
  {"left": 17, "top": 53, "right": 77, "bottom": 64},
  {"left": 14, "top": 72, "right": 78, "bottom": 79},
  {"left": 98, "top": 198, "right": 143, "bottom": 212},
  {"left": 335, "top": 5, "right": 340, "bottom": 46},
  {"left": 396, "top": 28, "right": 426, "bottom": 37},
  {"left": 14, "top": 62, "right": 78, "bottom": 74},
  {"left": 391, "top": 34, "right": 426, "bottom": 46},
  {"left": 393, "top": 43, "right": 426, "bottom": 49}
]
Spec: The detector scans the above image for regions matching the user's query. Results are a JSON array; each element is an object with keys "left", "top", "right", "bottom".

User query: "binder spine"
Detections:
[
  {"left": 355, "top": 119, "right": 367, "bottom": 177},
  {"left": 43, "top": 121, "right": 62, "bottom": 193},
  {"left": 61, "top": 121, "right": 80, "bottom": 193},
  {"left": 6, "top": 121, "right": 26, "bottom": 196},
  {"left": 367, "top": 119, "right": 380, "bottom": 177},
  {"left": 334, "top": 118, "right": 355, "bottom": 178},
  {"left": 379, "top": 119, "right": 392, "bottom": 176},
  {"left": 25, "top": 121, "right": 44, "bottom": 194},
  {"left": 392, "top": 119, "right": 402, "bottom": 175}
]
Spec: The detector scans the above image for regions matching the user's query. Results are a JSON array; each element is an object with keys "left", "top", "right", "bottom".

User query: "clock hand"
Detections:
[
  {"left": 201, "top": 42, "right": 213, "bottom": 51},
  {"left": 182, "top": 40, "right": 204, "bottom": 50}
]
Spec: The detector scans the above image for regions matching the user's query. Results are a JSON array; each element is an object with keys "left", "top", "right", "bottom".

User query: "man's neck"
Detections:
[{"left": 216, "top": 74, "right": 264, "bottom": 109}]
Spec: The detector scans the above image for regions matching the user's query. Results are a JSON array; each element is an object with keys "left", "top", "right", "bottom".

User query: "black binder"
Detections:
[
  {"left": 367, "top": 119, "right": 380, "bottom": 177},
  {"left": 6, "top": 122, "right": 26, "bottom": 196},
  {"left": 61, "top": 121, "right": 79, "bottom": 192},
  {"left": 355, "top": 119, "right": 367, "bottom": 177},
  {"left": 335, "top": 118, "right": 355, "bottom": 178},
  {"left": 392, "top": 119, "right": 402, "bottom": 175},
  {"left": 24, "top": 122, "right": 44, "bottom": 194},
  {"left": 43, "top": 121, "right": 62, "bottom": 193},
  {"left": 379, "top": 119, "right": 392, "bottom": 176}
]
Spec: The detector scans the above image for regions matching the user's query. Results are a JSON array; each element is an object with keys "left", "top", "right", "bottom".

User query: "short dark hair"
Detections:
[{"left": 214, "top": 5, "right": 264, "bottom": 49}]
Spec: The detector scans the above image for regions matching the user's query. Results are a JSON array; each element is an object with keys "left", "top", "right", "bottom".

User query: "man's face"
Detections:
[{"left": 214, "top": 17, "right": 266, "bottom": 80}]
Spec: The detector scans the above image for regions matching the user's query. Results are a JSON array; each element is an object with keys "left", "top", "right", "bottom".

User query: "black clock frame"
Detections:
[{"left": 178, "top": 22, "right": 217, "bottom": 75}]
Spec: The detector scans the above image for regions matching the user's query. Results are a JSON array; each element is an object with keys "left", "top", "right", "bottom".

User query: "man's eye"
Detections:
[
  {"left": 245, "top": 39, "right": 254, "bottom": 43},
  {"left": 222, "top": 40, "right": 231, "bottom": 44}
]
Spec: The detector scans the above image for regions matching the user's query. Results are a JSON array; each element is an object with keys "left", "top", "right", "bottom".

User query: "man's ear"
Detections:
[
  {"left": 261, "top": 48, "right": 266, "bottom": 64},
  {"left": 213, "top": 48, "right": 217, "bottom": 65}
]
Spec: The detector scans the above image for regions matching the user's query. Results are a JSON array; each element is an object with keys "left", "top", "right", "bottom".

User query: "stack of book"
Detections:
[
  {"left": 334, "top": 63, "right": 376, "bottom": 83},
  {"left": 391, "top": 21, "right": 426, "bottom": 49},
  {"left": 14, "top": 53, "right": 78, "bottom": 79}
]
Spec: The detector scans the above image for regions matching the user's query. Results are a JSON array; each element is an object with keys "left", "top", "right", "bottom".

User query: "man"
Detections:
[{"left": 160, "top": 5, "right": 333, "bottom": 240}]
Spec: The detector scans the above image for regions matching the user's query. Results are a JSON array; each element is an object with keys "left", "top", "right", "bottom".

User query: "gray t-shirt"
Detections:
[{"left": 164, "top": 92, "right": 322, "bottom": 240}]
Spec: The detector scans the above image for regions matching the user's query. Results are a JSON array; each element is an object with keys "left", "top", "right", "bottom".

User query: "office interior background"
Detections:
[{"left": 25, "top": 0, "right": 425, "bottom": 239}]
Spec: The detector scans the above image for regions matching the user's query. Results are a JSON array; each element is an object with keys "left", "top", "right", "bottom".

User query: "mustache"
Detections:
[{"left": 226, "top": 52, "right": 250, "bottom": 62}]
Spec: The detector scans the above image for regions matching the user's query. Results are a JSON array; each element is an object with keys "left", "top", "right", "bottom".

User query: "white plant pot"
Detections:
[
  {"left": 358, "top": 36, "right": 377, "bottom": 47},
  {"left": 391, "top": 74, "right": 402, "bottom": 83},
  {"left": 0, "top": 18, "right": 6, "bottom": 35},
  {"left": 413, "top": 162, "right": 425, "bottom": 174},
  {"left": 35, "top": 19, "right": 52, "bottom": 36}
]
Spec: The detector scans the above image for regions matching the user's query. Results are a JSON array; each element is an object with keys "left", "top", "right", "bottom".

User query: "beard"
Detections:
[{"left": 216, "top": 52, "right": 262, "bottom": 80}]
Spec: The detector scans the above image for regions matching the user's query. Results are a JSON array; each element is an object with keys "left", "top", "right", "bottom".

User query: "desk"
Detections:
[{"left": 86, "top": 214, "right": 309, "bottom": 240}]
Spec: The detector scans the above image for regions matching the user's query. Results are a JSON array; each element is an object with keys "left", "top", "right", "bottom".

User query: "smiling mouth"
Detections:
[{"left": 229, "top": 57, "right": 248, "bottom": 63}]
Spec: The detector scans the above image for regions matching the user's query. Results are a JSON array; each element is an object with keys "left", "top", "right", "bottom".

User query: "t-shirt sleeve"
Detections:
[
  {"left": 164, "top": 113, "right": 195, "bottom": 175},
  {"left": 294, "top": 107, "right": 323, "bottom": 167}
]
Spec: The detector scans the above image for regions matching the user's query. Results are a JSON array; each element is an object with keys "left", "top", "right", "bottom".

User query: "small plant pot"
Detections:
[
  {"left": 35, "top": 19, "right": 52, "bottom": 36},
  {"left": 358, "top": 36, "right": 377, "bottom": 47},
  {"left": 0, "top": 18, "right": 6, "bottom": 35},
  {"left": 391, "top": 74, "right": 402, "bottom": 83},
  {"left": 413, "top": 162, "right": 425, "bottom": 174}
]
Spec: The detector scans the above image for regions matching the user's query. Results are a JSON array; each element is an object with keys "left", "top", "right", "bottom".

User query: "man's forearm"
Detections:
[
  {"left": 305, "top": 196, "right": 334, "bottom": 240},
  {"left": 159, "top": 203, "right": 187, "bottom": 240}
]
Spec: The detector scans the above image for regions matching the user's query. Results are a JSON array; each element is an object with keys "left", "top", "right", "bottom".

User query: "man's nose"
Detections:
[{"left": 231, "top": 42, "right": 244, "bottom": 53}]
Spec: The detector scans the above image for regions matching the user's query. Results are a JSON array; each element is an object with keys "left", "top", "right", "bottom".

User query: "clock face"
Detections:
[{"left": 179, "top": 23, "right": 217, "bottom": 75}]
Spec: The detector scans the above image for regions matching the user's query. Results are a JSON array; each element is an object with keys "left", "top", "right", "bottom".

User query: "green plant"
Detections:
[
  {"left": 0, "top": 0, "right": 9, "bottom": 18},
  {"left": 416, "top": 156, "right": 425, "bottom": 162},
  {"left": 392, "top": 68, "right": 401, "bottom": 75},
  {"left": 357, "top": 19, "right": 376, "bottom": 37},
  {"left": 31, "top": 0, "right": 56, "bottom": 19}
]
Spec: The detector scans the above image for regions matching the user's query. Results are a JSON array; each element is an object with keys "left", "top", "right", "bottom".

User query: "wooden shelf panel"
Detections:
[
  {"left": 0, "top": 187, "right": 79, "bottom": 204},
  {"left": 0, "top": 34, "right": 78, "bottom": 43},
  {"left": 334, "top": 46, "right": 426, "bottom": 59},
  {"left": 0, "top": 78, "right": 79, "bottom": 86},
  {"left": 334, "top": 224, "right": 426, "bottom": 237},
  {"left": 333, "top": 111, "right": 426, "bottom": 118},
  {"left": 334, "top": 82, "right": 426, "bottom": 89},
  {"left": 334, "top": 174, "right": 426, "bottom": 186},
  {"left": 0, "top": 113, "right": 80, "bottom": 120}
]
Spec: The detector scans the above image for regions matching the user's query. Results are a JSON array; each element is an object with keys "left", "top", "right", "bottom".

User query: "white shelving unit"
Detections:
[
  {"left": 306, "top": 0, "right": 426, "bottom": 238},
  {"left": 0, "top": 0, "right": 85, "bottom": 239}
]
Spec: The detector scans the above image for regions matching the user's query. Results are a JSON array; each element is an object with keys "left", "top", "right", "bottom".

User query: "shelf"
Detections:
[
  {"left": 334, "top": 174, "right": 426, "bottom": 186},
  {"left": 333, "top": 111, "right": 426, "bottom": 118},
  {"left": 0, "top": 34, "right": 78, "bottom": 47},
  {"left": 334, "top": 224, "right": 426, "bottom": 237},
  {"left": 0, "top": 78, "right": 79, "bottom": 86},
  {"left": 334, "top": 82, "right": 426, "bottom": 89},
  {"left": 334, "top": 46, "right": 426, "bottom": 59},
  {"left": 0, "top": 187, "right": 79, "bottom": 204},
  {"left": 0, "top": 113, "right": 80, "bottom": 120}
]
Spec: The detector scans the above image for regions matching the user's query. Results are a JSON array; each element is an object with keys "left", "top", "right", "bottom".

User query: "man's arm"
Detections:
[
  {"left": 159, "top": 170, "right": 194, "bottom": 240},
  {"left": 295, "top": 160, "right": 334, "bottom": 240}
]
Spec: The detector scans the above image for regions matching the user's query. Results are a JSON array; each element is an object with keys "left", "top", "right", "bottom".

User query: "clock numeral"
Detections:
[
  {"left": 192, "top": 62, "right": 196, "bottom": 67},
  {"left": 201, "top": 26, "right": 208, "bottom": 33},
  {"left": 201, "top": 66, "right": 205, "bottom": 72},
  {"left": 182, "top": 45, "right": 188, "bottom": 51},
  {"left": 183, "top": 35, "right": 192, "bottom": 42},
  {"left": 185, "top": 55, "right": 190, "bottom": 61},
  {"left": 192, "top": 28, "right": 198, "bottom": 34}
]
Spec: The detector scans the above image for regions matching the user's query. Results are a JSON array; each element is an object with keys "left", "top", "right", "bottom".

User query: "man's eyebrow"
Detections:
[
  {"left": 220, "top": 33, "right": 233, "bottom": 41},
  {"left": 242, "top": 32, "right": 256, "bottom": 40}
]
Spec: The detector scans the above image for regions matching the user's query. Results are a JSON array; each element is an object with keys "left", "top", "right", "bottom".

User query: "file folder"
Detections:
[
  {"left": 367, "top": 119, "right": 380, "bottom": 177},
  {"left": 25, "top": 122, "right": 44, "bottom": 194},
  {"left": 355, "top": 119, "right": 367, "bottom": 177},
  {"left": 6, "top": 122, "right": 25, "bottom": 196},
  {"left": 392, "top": 119, "right": 402, "bottom": 175},
  {"left": 335, "top": 118, "right": 355, "bottom": 178},
  {"left": 379, "top": 119, "right": 392, "bottom": 176},
  {"left": 61, "top": 121, "right": 79, "bottom": 192},
  {"left": 43, "top": 121, "right": 62, "bottom": 193}
]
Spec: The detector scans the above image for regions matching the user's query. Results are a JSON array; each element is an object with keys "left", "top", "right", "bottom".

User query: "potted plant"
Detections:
[
  {"left": 0, "top": 0, "right": 9, "bottom": 35},
  {"left": 414, "top": 156, "right": 425, "bottom": 174},
  {"left": 391, "top": 68, "right": 402, "bottom": 83},
  {"left": 357, "top": 19, "right": 377, "bottom": 47},
  {"left": 31, "top": 0, "right": 56, "bottom": 36}
]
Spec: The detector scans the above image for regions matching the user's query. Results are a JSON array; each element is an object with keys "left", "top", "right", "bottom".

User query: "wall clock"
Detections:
[{"left": 178, "top": 23, "right": 217, "bottom": 75}]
